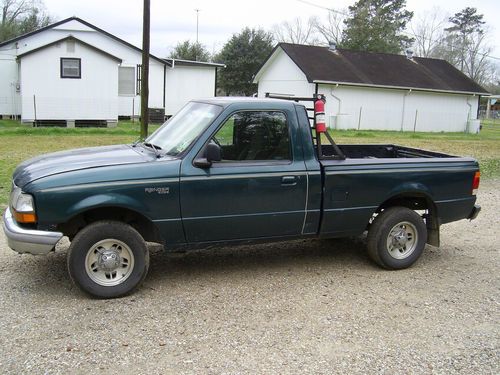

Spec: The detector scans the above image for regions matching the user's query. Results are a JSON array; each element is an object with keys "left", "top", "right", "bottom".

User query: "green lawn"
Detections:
[{"left": 0, "top": 119, "right": 498, "bottom": 207}]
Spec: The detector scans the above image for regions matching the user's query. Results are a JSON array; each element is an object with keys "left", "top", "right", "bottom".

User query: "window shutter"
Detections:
[{"left": 136, "top": 64, "right": 142, "bottom": 95}]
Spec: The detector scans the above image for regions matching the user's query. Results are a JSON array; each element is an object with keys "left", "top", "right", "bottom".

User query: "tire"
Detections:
[
  {"left": 367, "top": 207, "right": 427, "bottom": 270},
  {"left": 67, "top": 221, "right": 150, "bottom": 298}
]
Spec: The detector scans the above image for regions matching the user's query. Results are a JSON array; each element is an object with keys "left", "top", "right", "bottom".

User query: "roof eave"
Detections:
[
  {"left": 163, "top": 58, "right": 225, "bottom": 68},
  {"left": 313, "top": 80, "right": 490, "bottom": 96},
  {"left": 16, "top": 35, "right": 123, "bottom": 63},
  {"left": 0, "top": 16, "right": 167, "bottom": 65}
]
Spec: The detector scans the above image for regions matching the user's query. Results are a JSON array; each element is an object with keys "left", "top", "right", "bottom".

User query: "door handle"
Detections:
[{"left": 281, "top": 175, "right": 298, "bottom": 186}]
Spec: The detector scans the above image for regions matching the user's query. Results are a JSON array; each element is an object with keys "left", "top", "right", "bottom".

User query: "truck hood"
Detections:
[{"left": 13, "top": 144, "right": 159, "bottom": 188}]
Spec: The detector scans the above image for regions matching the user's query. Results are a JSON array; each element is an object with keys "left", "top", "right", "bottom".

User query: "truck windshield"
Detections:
[{"left": 145, "top": 102, "right": 222, "bottom": 156}]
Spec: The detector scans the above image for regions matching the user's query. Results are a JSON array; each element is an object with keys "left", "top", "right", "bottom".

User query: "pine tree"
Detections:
[{"left": 341, "top": 0, "right": 413, "bottom": 53}]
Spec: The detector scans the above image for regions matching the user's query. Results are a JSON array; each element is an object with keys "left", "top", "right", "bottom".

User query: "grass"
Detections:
[{"left": 0, "top": 119, "right": 498, "bottom": 206}]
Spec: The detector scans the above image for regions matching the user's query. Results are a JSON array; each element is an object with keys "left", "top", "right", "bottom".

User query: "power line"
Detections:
[
  {"left": 295, "top": 0, "right": 500, "bottom": 61},
  {"left": 297, "top": 0, "right": 347, "bottom": 15}
]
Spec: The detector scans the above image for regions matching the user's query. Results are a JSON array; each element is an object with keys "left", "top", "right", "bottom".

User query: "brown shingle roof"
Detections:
[{"left": 273, "top": 43, "right": 488, "bottom": 94}]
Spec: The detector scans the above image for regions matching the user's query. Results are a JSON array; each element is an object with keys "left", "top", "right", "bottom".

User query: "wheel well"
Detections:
[
  {"left": 377, "top": 194, "right": 432, "bottom": 212},
  {"left": 57, "top": 206, "right": 164, "bottom": 244},
  {"left": 374, "top": 193, "right": 440, "bottom": 247}
]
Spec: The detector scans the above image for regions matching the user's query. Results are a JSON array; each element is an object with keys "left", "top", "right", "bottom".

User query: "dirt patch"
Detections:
[{"left": 0, "top": 181, "right": 498, "bottom": 374}]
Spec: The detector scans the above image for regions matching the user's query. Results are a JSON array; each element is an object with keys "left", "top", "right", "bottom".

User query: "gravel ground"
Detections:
[{"left": 0, "top": 181, "right": 498, "bottom": 375}]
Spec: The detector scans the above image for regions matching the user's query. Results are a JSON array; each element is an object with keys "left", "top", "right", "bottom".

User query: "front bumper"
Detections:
[
  {"left": 2, "top": 208, "right": 63, "bottom": 255},
  {"left": 468, "top": 204, "right": 481, "bottom": 221}
]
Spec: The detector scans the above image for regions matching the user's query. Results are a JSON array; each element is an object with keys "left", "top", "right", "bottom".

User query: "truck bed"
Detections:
[
  {"left": 321, "top": 144, "right": 456, "bottom": 159},
  {"left": 318, "top": 144, "right": 478, "bottom": 239}
]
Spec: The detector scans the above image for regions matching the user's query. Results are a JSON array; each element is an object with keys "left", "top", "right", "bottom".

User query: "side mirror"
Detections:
[
  {"left": 206, "top": 142, "right": 221, "bottom": 162},
  {"left": 193, "top": 142, "right": 221, "bottom": 168}
]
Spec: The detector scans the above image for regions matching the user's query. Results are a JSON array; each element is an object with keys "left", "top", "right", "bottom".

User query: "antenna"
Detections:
[{"left": 195, "top": 9, "right": 200, "bottom": 44}]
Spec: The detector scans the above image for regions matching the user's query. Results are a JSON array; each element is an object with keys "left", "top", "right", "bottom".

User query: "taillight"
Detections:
[{"left": 472, "top": 171, "right": 480, "bottom": 195}]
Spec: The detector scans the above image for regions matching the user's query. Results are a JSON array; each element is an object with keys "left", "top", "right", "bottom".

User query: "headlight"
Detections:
[
  {"left": 10, "top": 184, "right": 37, "bottom": 223},
  {"left": 15, "top": 193, "right": 35, "bottom": 212}
]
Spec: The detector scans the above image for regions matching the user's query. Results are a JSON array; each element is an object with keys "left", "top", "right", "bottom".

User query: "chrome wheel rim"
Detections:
[
  {"left": 85, "top": 239, "right": 135, "bottom": 286},
  {"left": 386, "top": 221, "right": 418, "bottom": 260}
]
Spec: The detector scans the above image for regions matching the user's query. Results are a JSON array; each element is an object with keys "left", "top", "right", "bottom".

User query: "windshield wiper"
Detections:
[{"left": 142, "top": 142, "right": 162, "bottom": 157}]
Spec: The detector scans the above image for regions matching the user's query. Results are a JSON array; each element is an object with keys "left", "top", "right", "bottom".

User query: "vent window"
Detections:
[{"left": 66, "top": 39, "right": 75, "bottom": 53}]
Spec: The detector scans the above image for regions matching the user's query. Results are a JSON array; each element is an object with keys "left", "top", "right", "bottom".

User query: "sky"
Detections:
[{"left": 43, "top": 0, "right": 500, "bottom": 58}]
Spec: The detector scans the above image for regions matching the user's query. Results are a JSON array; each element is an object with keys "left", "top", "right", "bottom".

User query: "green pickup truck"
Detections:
[{"left": 3, "top": 97, "right": 481, "bottom": 298}]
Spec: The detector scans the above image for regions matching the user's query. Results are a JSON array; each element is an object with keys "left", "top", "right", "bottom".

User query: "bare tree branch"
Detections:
[
  {"left": 312, "top": 10, "right": 346, "bottom": 45},
  {"left": 272, "top": 17, "right": 320, "bottom": 45},
  {"left": 1, "top": 0, "right": 32, "bottom": 25},
  {"left": 410, "top": 7, "right": 448, "bottom": 58}
]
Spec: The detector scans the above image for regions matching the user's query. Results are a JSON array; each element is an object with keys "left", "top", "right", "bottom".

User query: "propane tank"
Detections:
[{"left": 314, "top": 98, "right": 327, "bottom": 133}]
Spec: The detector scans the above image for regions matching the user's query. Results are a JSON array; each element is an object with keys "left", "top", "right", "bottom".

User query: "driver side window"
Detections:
[{"left": 212, "top": 111, "right": 291, "bottom": 161}]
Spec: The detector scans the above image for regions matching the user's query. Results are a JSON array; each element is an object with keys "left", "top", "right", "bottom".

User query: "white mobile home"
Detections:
[
  {"left": 0, "top": 17, "right": 223, "bottom": 126},
  {"left": 254, "top": 43, "right": 489, "bottom": 132}
]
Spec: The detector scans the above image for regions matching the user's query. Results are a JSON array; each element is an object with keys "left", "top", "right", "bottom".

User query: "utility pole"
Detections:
[{"left": 140, "top": 0, "right": 150, "bottom": 139}]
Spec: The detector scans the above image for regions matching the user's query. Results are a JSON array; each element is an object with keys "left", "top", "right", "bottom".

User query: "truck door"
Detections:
[{"left": 180, "top": 109, "right": 308, "bottom": 242}]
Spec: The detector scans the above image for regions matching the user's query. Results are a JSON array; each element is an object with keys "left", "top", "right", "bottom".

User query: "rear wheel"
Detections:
[
  {"left": 67, "top": 221, "right": 149, "bottom": 298},
  {"left": 367, "top": 207, "right": 427, "bottom": 269}
]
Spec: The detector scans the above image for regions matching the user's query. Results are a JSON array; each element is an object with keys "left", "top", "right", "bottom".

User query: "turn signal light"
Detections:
[
  {"left": 472, "top": 171, "right": 480, "bottom": 195},
  {"left": 13, "top": 210, "right": 37, "bottom": 224}
]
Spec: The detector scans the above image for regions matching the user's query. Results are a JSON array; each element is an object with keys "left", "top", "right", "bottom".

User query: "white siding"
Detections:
[
  {"left": 20, "top": 40, "right": 119, "bottom": 121},
  {"left": 0, "top": 59, "right": 20, "bottom": 116},
  {"left": 317, "top": 84, "right": 478, "bottom": 132},
  {"left": 0, "top": 18, "right": 220, "bottom": 120},
  {"left": 1, "top": 19, "right": 165, "bottom": 117},
  {"left": 257, "top": 49, "right": 315, "bottom": 100},
  {"left": 117, "top": 63, "right": 165, "bottom": 118},
  {"left": 255, "top": 47, "right": 481, "bottom": 132},
  {"left": 165, "top": 65, "right": 215, "bottom": 115}
]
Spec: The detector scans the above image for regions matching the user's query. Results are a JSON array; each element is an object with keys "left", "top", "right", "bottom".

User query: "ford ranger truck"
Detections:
[{"left": 3, "top": 97, "right": 481, "bottom": 298}]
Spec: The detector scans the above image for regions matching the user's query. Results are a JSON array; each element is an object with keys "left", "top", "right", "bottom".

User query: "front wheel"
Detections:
[
  {"left": 67, "top": 221, "right": 149, "bottom": 298},
  {"left": 367, "top": 207, "right": 427, "bottom": 269}
]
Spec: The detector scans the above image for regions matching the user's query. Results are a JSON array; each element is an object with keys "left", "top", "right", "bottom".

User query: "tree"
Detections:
[
  {"left": 312, "top": 10, "right": 346, "bottom": 46},
  {"left": 444, "top": 7, "right": 486, "bottom": 73},
  {"left": 272, "top": 17, "right": 319, "bottom": 45},
  {"left": 410, "top": 7, "right": 448, "bottom": 58},
  {"left": 409, "top": 7, "right": 496, "bottom": 87},
  {"left": 428, "top": 7, "right": 496, "bottom": 86},
  {"left": 1, "top": 0, "right": 52, "bottom": 42},
  {"left": 341, "top": 0, "right": 414, "bottom": 53},
  {"left": 169, "top": 40, "right": 211, "bottom": 61},
  {"left": 214, "top": 27, "right": 274, "bottom": 96},
  {"left": 484, "top": 68, "right": 500, "bottom": 94}
]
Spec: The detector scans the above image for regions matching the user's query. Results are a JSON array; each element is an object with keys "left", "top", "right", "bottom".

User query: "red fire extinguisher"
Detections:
[{"left": 314, "top": 97, "right": 327, "bottom": 133}]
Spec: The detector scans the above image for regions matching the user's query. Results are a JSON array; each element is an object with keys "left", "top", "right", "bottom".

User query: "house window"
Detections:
[
  {"left": 118, "top": 66, "right": 135, "bottom": 96},
  {"left": 60, "top": 58, "right": 81, "bottom": 78}
]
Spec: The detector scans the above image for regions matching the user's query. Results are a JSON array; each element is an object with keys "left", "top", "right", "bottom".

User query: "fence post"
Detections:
[
  {"left": 132, "top": 97, "right": 135, "bottom": 123},
  {"left": 33, "top": 94, "right": 37, "bottom": 127},
  {"left": 357, "top": 106, "right": 363, "bottom": 130},
  {"left": 413, "top": 109, "right": 418, "bottom": 132}
]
